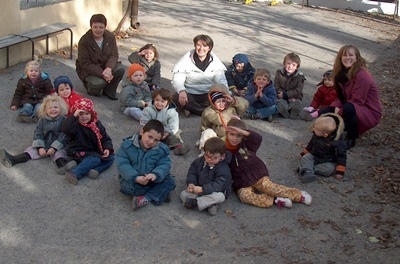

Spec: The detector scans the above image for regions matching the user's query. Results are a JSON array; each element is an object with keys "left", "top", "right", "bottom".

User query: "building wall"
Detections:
[
  {"left": 292, "top": 0, "right": 399, "bottom": 16},
  {"left": 0, "top": 0, "right": 125, "bottom": 68}
]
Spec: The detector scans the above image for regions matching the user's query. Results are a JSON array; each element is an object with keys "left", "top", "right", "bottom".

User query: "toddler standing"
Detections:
[
  {"left": 10, "top": 58, "right": 53, "bottom": 123},
  {"left": 128, "top": 43, "right": 161, "bottom": 90},
  {"left": 1, "top": 95, "right": 74, "bottom": 174},
  {"left": 119, "top": 63, "right": 152, "bottom": 121},
  {"left": 274, "top": 52, "right": 306, "bottom": 119},
  {"left": 53, "top": 75, "right": 83, "bottom": 116},
  {"left": 62, "top": 98, "right": 114, "bottom": 185}
]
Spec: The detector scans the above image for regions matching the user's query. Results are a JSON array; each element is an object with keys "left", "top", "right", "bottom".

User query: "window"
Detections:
[{"left": 20, "top": 0, "right": 72, "bottom": 10}]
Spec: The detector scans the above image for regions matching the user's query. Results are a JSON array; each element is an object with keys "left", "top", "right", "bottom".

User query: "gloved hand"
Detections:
[{"left": 303, "top": 106, "right": 315, "bottom": 113}]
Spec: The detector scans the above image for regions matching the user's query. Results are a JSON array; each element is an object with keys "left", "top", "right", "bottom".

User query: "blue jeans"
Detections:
[
  {"left": 247, "top": 105, "right": 277, "bottom": 119},
  {"left": 71, "top": 154, "right": 115, "bottom": 179},
  {"left": 119, "top": 174, "right": 176, "bottom": 205},
  {"left": 20, "top": 103, "right": 41, "bottom": 117}
]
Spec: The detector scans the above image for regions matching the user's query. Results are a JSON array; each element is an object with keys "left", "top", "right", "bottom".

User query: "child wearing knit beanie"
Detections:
[
  {"left": 53, "top": 75, "right": 82, "bottom": 116},
  {"left": 119, "top": 63, "right": 152, "bottom": 121}
]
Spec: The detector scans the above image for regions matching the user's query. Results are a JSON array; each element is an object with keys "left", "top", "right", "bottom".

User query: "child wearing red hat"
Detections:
[
  {"left": 119, "top": 63, "right": 152, "bottom": 121},
  {"left": 62, "top": 98, "right": 114, "bottom": 185}
]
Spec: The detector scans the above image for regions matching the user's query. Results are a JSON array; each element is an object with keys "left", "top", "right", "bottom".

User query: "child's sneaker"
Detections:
[
  {"left": 65, "top": 171, "right": 78, "bottom": 185},
  {"left": 207, "top": 204, "right": 218, "bottom": 216},
  {"left": 173, "top": 144, "right": 190, "bottom": 155},
  {"left": 277, "top": 101, "right": 290, "bottom": 118},
  {"left": 57, "top": 160, "right": 77, "bottom": 175},
  {"left": 274, "top": 197, "right": 292, "bottom": 208},
  {"left": 267, "top": 115, "right": 273, "bottom": 122},
  {"left": 132, "top": 196, "right": 149, "bottom": 211},
  {"left": 300, "top": 170, "right": 317, "bottom": 183},
  {"left": 183, "top": 197, "right": 198, "bottom": 209},
  {"left": 86, "top": 169, "right": 100, "bottom": 179},
  {"left": 195, "top": 140, "right": 200, "bottom": 148},
  {"left": 300, "top": 191, "right": 312, "bottom": 205}
]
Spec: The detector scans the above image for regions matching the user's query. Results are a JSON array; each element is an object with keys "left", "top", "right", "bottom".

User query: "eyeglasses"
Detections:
[{"left": 204, "top": 152, "right": 221, "bottom": 161}]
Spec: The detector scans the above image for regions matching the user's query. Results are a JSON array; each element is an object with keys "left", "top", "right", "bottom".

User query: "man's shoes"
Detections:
[
  {"left": 65, "top": 171, "right": 78, "bottom": 185},
  {"left": 207, "top": 204, "right": 218, "bottom": 216},
  {"left": 300, "top": 191, "right": 312, "bottom": 205},
  {"left": 132, "top": 196, "right": 149, "bottom": 211},
  {"left": 300, "top": 170, "right": 317, "bottom": 184},
  {"left": 183, "top": 197, "right": 198, "bottom": 209},
  {"left": 173, "top": 144, "right": 190, "bottom": 155},
  {"left": 86, "top": 169, "right": 100, "bottom": 179},
  {"left": 56, "top": 160, "right": 77, "bottom": 175},
  {"left": 274, "top": 197, "right": 293, "bottom": 208}
]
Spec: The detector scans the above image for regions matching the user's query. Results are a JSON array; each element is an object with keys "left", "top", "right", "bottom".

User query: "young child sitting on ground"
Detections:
[
  {"left": 53, "top": 75, "right": 83, "bottom": 116},
  {"left": 62, "top": 98, "right": 114, "bottom": 185},
  {"left": 116, "top": 119, "right": 176, "bottom": 211},
  {"left": 10, "top": 57, "right": 53, "bottom": 123},
  {"left": 140, "top": 88, "right": 190, "bottom": 156},
  {"left": 274, "top": 52, "right": 306, "bottom": 119},
  {"left": 299, "top": 70, "right": 337, "bottom": 121},
  {"left": 180, "top": 137, "right": 232, "bottom": 216},
  {"left": 243, "top": 68, "right": 278, "bottom": 121},
  {"left": 1, "top": 95, "right": 75, "bottom": 174},
  {"left": 120, "top": 63, "right": 152, "bottom": 121},
  {"left": 225, "top": 118, "right": 312, "bottom": 208},
  {"left": 298, "top": 113, "right": 347, "bottom": 183},
  {"left": 198, "top": 83, "right": 248, "bottom": 154},
  {"left": 128, "top": 43, "right": 161, "bottom": 91},
  {"left": 225, "top": 53, "right": 255, "bottom": 97}
]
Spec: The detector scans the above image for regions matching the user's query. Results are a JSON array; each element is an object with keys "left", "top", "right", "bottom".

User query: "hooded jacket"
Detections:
[
  {"left": 200, "top": 84, "right": 249, "bottom": 137},
  {"left": 119, "top": 81, "right": 152, "bottom": 112},
  {"left": 75, "top": 29, "right": 119, "bottom": 81},
  {"left": 140, "top": 101, "right": 179, "bottom": 135},
  {"left": 274, "top": 68, "right": 305, "bottom": 100},
  {"left": 11, "top": 72, "right": 53, "bottom": 107},
  {"left": 225, "top": 53, "right": 255, "bottom": 90},
  {"left": 245, "top": 79, "right": 277, "bottom": 108},
  {"left": 32, "top": 115, "right": 67, "bottom": 151},
  {"left": 300, "top": 113, "right": 347, "bottom": 176}
]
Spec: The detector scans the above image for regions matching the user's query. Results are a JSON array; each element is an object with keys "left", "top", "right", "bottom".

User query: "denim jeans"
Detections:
[
  {"left": 71, "top": 154, "right": 115, "bottom": 179},
  {"left": 20, "top": 103, "right": 40, "bottom": 117},
  {"left": 123, "top": 107, "right": 142, "bottom": 121},
  {"left": 119, "top": 174, "right": 176, "bottom": 205},
  {"left": 247, "top": 105, "right": 278, "bottom": 119}
]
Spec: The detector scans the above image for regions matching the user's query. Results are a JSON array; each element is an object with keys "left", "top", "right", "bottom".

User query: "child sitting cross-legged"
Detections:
[
  {"left": 225, "top": 118, "right": 312, "bottom": 208},
  {"left": 140, "top": 88, "right": 190, "bottom": 156},
  {"left": 180, "top": 137, "right": 232, "bottom": 216},
  {"left": 1, "top": 95, "right": 75, "bottom": 174}
]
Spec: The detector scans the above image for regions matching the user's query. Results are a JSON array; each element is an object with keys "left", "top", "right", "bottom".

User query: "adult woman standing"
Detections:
[
  {"left": 321, "top": 44, "right": 382, "bottom": 148},
  {"left": 76, "top": 14, "right": 125, "bottom": 100},
  {"left": 171, "top": 34, "right": 228, "bottom": 116}
]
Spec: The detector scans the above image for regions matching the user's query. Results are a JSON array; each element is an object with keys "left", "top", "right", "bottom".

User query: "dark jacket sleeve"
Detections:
[{"left": 11, "top": 78, "right": 25, "bottom": 107}]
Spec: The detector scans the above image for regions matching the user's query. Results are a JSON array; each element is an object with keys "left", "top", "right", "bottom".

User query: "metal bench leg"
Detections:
[
  {"left": 66, "top": 28, "right": 73, "bottom": 59},
  {"left": 6, "top": 46, "right": 9, "bottom": 68},
  {"left": 46, "top": 35, "right": 49, "bottom": 55}
]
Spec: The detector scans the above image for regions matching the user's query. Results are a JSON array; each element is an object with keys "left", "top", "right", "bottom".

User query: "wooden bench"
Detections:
[{"left": 0, "top": 22, "right": 75, "bottom": 68}]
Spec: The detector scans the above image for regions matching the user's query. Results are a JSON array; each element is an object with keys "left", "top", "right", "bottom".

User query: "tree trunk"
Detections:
[{"left": 114, "top": 0, "right": 132, "bottom": 33}]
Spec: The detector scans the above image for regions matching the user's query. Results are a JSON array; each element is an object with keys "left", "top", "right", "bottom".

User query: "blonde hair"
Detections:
[
  {"left": 254, "top": 68, "right": 271, "bottom": 81},
  {"left": 37, "top": 95, "right": 68, "bottom": 118},
  {"left": 24, "top": 55, "right": 42, "bottom": 75},
  {"left": 314, "top": 116, "right": 336, "bottom": 135}
]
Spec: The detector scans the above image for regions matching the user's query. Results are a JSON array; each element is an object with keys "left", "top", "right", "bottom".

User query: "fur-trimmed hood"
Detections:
[{"left": 318, "top": 113, "right": 344, "bottom": 140}]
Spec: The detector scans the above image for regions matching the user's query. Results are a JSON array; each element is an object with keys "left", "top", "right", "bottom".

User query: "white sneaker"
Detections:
[
  {"left": 300, "top": 191, "right": 312, "bottom": 205},
  {"left": 274, "top": 197, "right": 292, "bottom": 208},
  {"left": 195, "top": 140, "right": 200, "bottom": 147}
]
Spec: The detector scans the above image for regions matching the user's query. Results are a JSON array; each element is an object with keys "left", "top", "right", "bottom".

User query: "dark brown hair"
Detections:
[
  {"left": 90, "top": 14, "right": 107, "bottom": 27},
  {"left": 152, "top": 88, "right": 172, "bottom": 104},
  {"left": 204, "top": 137, "right": 226, "bottom": 155},
  {"left": 193, "top": 34, "right": 214, "bottom": 51},
  {"left": 140, "top": 44, "right": 159, "bottom": 61}
]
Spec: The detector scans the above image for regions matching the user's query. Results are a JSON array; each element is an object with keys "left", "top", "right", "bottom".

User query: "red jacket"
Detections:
[{"left": 310, "top": 84, "right": 337, "bottom": 109}]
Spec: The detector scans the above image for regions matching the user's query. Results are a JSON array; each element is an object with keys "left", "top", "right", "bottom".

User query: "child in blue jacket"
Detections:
[{"left": 225, "top": 53, "right": 255, "bottom": 97}]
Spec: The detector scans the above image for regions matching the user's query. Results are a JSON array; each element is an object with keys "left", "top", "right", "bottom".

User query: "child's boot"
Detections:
[
  {"left": 207, "top": 204, "right": 218, "bottom": 216},
  {"left": 0, "top": 149, "right": 30, "bottom": 168},
  {"left": 55, "top": 158, "right": 77, "bottom": 175},
  {"left": 173, "top": 144, "right": 190, "bottom": 155},
  {"left": 274, "top": 197, "right": 293, "bottom": 208}
]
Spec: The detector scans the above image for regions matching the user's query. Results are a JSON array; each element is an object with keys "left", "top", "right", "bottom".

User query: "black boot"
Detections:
[
  {"left": 55, "top": 158, "right": 77, "bottom": 175},
  {"left": 0, "top": 149, "right": 30, "bottom": 168}
]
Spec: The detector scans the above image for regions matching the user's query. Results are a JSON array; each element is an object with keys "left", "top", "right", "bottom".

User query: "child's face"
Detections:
[
  {"left": 57, "top": 83, "right": 72, "bottom": 98},
  {"left": 254, "top": 74, "right": 269, "bottom": 89},
  {"left": 226, "top": 131, "right": 244, "bottom": 146},
  {"left": 235, "top": 62, "right": 245, "bottom": 73},
  {"left": 284, "top": 60, "right": 298, "bottom": 75},
  {"left": 140, "top": 129, "right": 162, "bottom": 150},
  {"left": 323, "top": 76, "right": 334, "bottom": 87},
  {"left": 27, "top": 66, "right": 40, "bottom": 80},
  {"left": 341, "top": 48, "right": 357, "bottom": 69},
  {"left": 144, "top": 49, "right": 155, "bottom": 62},
  {"left": 46, "top": 101, "right": 61, "bottom": 119},
  {"left": 153, "top": 95, "right": 168, "bottom": 111},
  {"left": 77, "top": 110, "right": 92, "bottom": 124},
  {"left": 204, "top": 151, "right": 225, "bottom": 166},
  {"left": 214, "top": 98, "right": 228, "bottom": 111},
  {"left": 130, "top": 71, "right": 145, "bottom": 84}
]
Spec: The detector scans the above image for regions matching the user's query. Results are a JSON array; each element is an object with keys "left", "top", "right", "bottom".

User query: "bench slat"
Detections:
[{"left": 20, "top": 23, "right": 75, "bottom": 39}]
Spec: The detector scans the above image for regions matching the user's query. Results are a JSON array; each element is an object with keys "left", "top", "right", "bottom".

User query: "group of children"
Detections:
[{"left": 1, "top": 46, "right": 349, "bottom": 217}]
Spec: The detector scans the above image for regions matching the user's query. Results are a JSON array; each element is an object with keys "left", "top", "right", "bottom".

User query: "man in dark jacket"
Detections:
[{"left": 76, "top": 14, "right": 125, "bottom": 100}]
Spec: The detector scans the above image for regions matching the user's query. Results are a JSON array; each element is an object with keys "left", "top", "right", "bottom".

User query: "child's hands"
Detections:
[
  {"left": 10, "top": 106, "right": 17, "bottom": 111},
  {"left": 162, "top": 132, "right": 169, "bottom": 140},
  {"left": 277, "top": 91, "right": 283, "bottom": 99},
  {"left": 303, "top": 106, "right": 315, "bottom": 113},
  {"left": 46, "top": 148, "right": 55, "bottom": 156},
  {"left": 38, "top": 148, "right": 47, "bottom": 156},
  {"left": 138, "top": 49, "right": 149, "bottom": 56},
  {"left": 144, "top": 173, "right": 156, "bottom": 181},
  {"left": 187, "top": 184, "right": 195, "bottom": 193},
  {"left": 226, "top": 125, "right": 250, "bottom": 137},
  {"left": 136, "top": 176, "right": 149, "bottom": 185},
  {"left": 193, "top": 186, "right": 203, "bottom": 194},
  {"left": 102, "top": 149, "right": 110, "bottom": 158},
  {"left": 224, "top": 94, "right": 233, "bottom": 103},
  {"left": 74, "top": 109, "right": 84, "bottom": 117},
  {"left": 335, "top": 174, "right": 343, "bottom": 181}
]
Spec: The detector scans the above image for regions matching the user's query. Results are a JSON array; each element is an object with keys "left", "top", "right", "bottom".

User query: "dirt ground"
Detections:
[{"left": 1, "top": 1, "right": 400, "bottom": 263}]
